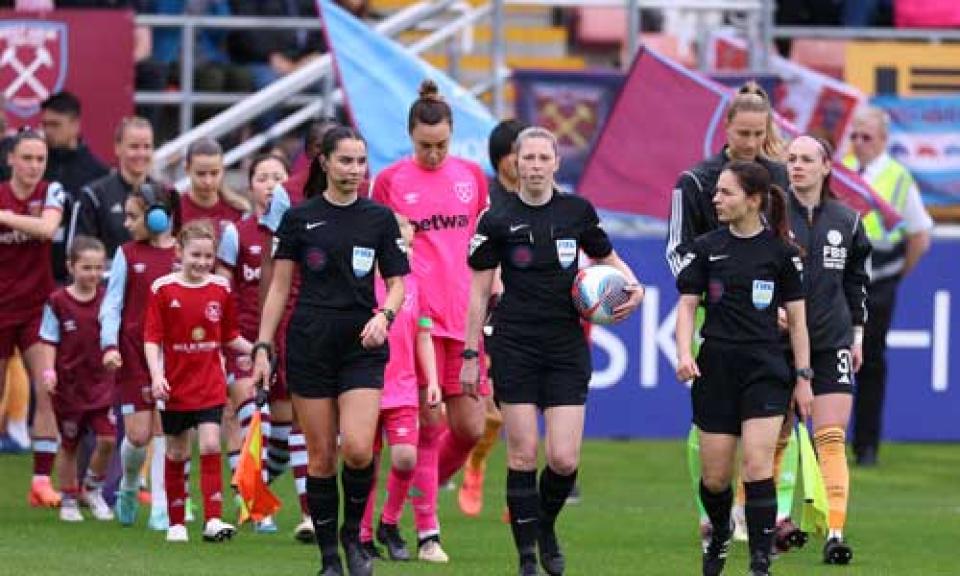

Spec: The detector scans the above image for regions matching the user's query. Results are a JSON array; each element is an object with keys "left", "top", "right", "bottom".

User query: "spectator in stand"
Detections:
[
  {"left": 842, "top": 0, "right": 894, "bottom": 26},
  {"left": 140, "top": 0, "right": 249, "bottom": 141},
  {"left": 41, "top": 91, "right": 109, "bottom": 285}
]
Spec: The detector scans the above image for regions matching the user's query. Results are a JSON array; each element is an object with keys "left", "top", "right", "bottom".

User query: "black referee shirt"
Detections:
[
  {"left": 469, "top": 191, "right": 612, "bottom": 324},
  {"left": 676, "top": 227, "right": 804, "bottom": 346},
  {"left": 274, "top": 194, "right": 409, "bottom": 315}
]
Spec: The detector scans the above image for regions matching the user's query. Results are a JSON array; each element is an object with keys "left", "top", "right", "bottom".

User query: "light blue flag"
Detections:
[{"left": 317, "top": 0, "right": 498, "bottom": 176}]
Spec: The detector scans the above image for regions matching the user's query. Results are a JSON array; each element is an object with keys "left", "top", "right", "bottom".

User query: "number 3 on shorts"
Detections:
[{"left": 837, "top": 349, "right": 852, "bottom": 385}]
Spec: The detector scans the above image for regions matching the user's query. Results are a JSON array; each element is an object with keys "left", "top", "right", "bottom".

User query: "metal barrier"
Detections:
[
  {"left": 144, "top": 0, "right": 770, "bottom": 178},
  {"left": 148, "top": 0, "right": 466, "bottom": 177}
]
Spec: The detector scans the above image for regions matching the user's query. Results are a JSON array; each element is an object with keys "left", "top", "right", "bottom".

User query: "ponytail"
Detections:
[
  {"left": 767, "top": 184, "right": 791, "bottom": 244},
  {"left": 724, "top": 160, "right": 799, "bottom": 251}
]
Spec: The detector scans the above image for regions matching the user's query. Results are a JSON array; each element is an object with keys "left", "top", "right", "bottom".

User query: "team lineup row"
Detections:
[{"left": 0, "top": 78, "right": 913, "bottom": 576}]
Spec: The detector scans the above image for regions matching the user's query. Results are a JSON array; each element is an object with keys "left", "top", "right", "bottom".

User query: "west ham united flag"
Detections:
[
  {"left": 317, "top": 0, "right": 497, "bottom": 175},
  {"left": 579, "top": 46, "right": 901, "bottom": 228}
]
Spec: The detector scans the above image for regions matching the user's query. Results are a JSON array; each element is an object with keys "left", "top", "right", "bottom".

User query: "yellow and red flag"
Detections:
[{"left": 232, "top": 408, "right": 280, "bottom": 523}]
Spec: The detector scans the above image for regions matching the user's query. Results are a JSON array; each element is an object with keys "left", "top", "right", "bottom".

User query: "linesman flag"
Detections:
[
  {"left": 232, "top": 404, "right": 280, "bottom": 523},
  {"left": 797, "top": 423, "right": 829, "bottom": 537}
]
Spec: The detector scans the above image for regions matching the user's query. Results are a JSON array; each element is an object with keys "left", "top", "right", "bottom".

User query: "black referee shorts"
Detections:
[
  {"left": 787, "top": 347, "right": 854, "bottom": 396},
  {"left": 160, "top": 405, "right": 224, "bottom": 437},
  {"left": 488, "top": 319, "right": 591, "bottom": 409},
  {"left": 284, "top": 311, "right": 387, "bottom": 399},
  {"left": 691, "top": 341, "right": 792, "bottom": 436}
]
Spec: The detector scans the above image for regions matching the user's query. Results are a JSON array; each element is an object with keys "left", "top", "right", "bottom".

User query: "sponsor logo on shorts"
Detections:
[
  {"left": 556, "top": 238, "right": 577, "bottom": 269},
  {"left": 751, "top": 279, "right": 775, "bottom": 310},
  {"left": 352, "top": 246, "right": 375, "bottom": 278}
]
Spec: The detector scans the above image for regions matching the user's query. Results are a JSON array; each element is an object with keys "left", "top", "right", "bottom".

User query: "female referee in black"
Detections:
[
  {"left": 252, "top": 126, "right": 409, "bottom": 576},
  {"left": 461, "top": 126, "right": 643, "bottom": 576},
  {"left": 675, "top": 160, "right": 811, "bottom": 576}
]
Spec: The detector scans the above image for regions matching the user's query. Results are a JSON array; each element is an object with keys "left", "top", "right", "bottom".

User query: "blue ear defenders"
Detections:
[{"left": 141, "top": 182, "right": 171, "bottom": 234}]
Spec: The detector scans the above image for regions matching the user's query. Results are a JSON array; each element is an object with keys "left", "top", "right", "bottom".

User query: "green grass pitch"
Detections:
[{"left": 0, "top": 440, "right": 957, "bottom": 575}]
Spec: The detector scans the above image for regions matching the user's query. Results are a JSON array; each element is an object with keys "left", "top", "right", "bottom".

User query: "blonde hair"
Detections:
[
  {"left": 177, "top": 219, "right": 217, "bottom": 249},
  {"left": 726, "top": 81, "right": 786, "bottom": 161}
]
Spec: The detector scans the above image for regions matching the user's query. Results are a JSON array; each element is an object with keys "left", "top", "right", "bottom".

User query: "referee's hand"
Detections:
[
  {"left": 459, "top": 360, "right": 479, "bottom": 399},
  {"left": 252, "top": 353, "right": 273, "bottom": 393},
  {"left": 612, "top": 284, "right": 644, "bottom": 323},
  {"left": 793, "top": 379, "right": 813, "bottom": 421},
  {"left": 676, "top": 353, "right": 700, "bottom": 382},
  {"left": 360, "top": 313, "right": 389, "bottom": 349}
]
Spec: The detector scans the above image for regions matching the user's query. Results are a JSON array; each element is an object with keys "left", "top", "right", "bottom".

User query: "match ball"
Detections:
[{"left": 572, "top": 265, "right": 632, "bottom": 325}]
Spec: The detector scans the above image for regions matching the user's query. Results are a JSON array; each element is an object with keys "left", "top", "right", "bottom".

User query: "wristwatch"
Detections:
[
  {"left": 379, "top": 308, "right": 396, "bottom": 326},
  {"left": 461, "top": 348, "right": 479, "bottom": 360},
  {"left": 796, "top": 367, "right": 814, "bottom": 381}
]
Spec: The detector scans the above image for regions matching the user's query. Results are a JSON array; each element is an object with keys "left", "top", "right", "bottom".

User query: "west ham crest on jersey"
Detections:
[
  {"left": 454, "top": 181, "right": 474, "bottom": 203},
  {"left": 0, "top": 21, "right": 68, "bottom": 118}
]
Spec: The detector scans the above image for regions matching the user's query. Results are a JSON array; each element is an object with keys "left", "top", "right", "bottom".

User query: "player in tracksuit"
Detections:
[
  {"left": 76, "top": 116, "right": 162, "bottom": 265},
  {"left": 785, "top": 135, "right": 871, "bottom": 566}
]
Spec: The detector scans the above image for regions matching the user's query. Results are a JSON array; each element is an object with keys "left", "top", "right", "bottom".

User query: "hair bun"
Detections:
[{"left": 418, "top": 79, "right": 441, "bottom": 101}]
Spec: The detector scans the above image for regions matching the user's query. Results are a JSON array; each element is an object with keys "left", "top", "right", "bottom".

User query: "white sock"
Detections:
[
  {"left": 120, "top": 437, "right": 147, "bottom": 492},
  {"left": 7, "top": 418, "right": 29, "bottom": 447},
  {"left": 151, "top": 436, "right": 167, "bottom": 511},
  {"left": 828, "top": 528, "right": 843, "bottom": 540}
]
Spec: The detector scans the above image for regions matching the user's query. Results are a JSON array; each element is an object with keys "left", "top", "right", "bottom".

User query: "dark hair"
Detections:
[
  {"left": 114, "top": 116, "right": 153, "bottom": 144},
  {"left": 10, "top": 128, "right": 46, "bottom": 153},
  {"left": 724, "top": 160, "right": 792, "bottom": 244},
  {"left": 248, "top": 153, "right": 290, "bottom": 184},
  {"left": 40, "top": 91, "right": 81, "bottom": 117},
  {"left": 68, "top": 235, "right": 105, "bottom": 262},
  {"left": 488, "top": 119, "right": 528, "bottom": 172},
  {"left": 128, "top": 183, "right": 181, "bottom": 236},
  {"left": 407, "top": 80, "right": 452, "bottom": 133},
  {"left": 185, "top": 137, "right": 223, "bottom": 164},
  {"left": 305, "top": 119, "right": 338, "bottom": 156},
  {"left": 304, "top": 125, "right": 366, "bottom": 199},
  {"left": 178, "top": 219, "right": 218, "bottom": 249}
]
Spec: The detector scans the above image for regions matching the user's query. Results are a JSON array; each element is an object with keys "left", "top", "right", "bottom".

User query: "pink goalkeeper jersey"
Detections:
[
  {"left": 376, "top": 275, "right": 427, "bottom": 410},
  {"left": 371, "top": 157, "right": 488, "bottom": 341}
]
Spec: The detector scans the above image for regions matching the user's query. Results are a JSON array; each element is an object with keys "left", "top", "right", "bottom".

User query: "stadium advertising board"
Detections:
[{"left": 585, "top": 234, "right": 959, "bottom": 441}]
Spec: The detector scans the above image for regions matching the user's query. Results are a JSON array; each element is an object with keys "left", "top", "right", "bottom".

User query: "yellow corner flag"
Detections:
[
  {"left": 232, "top": 407, "right": 281, "bottom": 523},
  {"left": 796, "top": 423, "right": 828, "bottom": 537}
]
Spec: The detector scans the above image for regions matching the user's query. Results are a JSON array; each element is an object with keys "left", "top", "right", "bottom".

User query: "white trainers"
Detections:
[
  {"left": 81, "top": 489, "right": 115, "bottom": 521},
  {"left": 254, "top": 515, "right": 278, "bottom": 534},
  {"left": 59, "top": 500, "right": 84, "bottom": 522},
  {"left": 202, "top": 518, "right": 236, "bottom": 542},
  {"left": 293, "top": 516, "right": 315, "bottom": 543},
  {"left": 166, "top": 524, "right": 188, "bottom": 542},
  {"left": 418, "top": 539, "right": 450, "bottom": 563}
]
